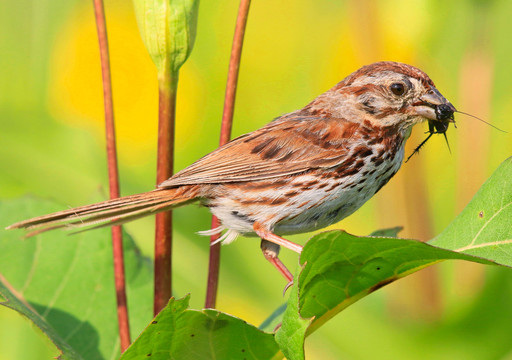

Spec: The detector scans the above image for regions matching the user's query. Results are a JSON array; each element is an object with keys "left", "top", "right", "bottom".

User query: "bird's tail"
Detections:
[{"left": 6, "top": 186, "right": 199, "bottom": 237}]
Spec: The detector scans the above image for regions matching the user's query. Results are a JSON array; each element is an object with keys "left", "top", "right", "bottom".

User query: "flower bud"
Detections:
[{"left": 133, "top": 0, "right": 199, "bottom": 75}]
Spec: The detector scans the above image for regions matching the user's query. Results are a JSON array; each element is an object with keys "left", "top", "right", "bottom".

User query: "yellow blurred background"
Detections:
[{"left": 1, "top": 0, "right": 512, "bottom": 358}]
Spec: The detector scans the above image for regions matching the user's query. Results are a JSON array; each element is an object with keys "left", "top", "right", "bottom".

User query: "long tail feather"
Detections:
[{"left": 6, "top": 186, "right": 199, "bottom": 237}]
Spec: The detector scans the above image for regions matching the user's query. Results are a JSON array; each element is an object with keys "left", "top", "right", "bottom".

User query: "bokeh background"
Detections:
[{"left": 2, "top": 0, "right": 512, "bottom": 358}]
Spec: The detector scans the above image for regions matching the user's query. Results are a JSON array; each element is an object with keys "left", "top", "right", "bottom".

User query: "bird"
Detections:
[{"left": 7, "top": 61, "right": 456, "bottom": 282}]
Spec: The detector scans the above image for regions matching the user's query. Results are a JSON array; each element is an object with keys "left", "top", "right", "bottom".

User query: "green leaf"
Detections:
[
  {"left": 275, "top": 157, "right": 512, "bottom": 359},
  {"left": 0, "top": 197, "right": 153, "bottom": 360},
  {"left": 276, "top": 231, "right": 499, "bottom": 360},
  {"left": 258, "top": 227, "right": 402, "bottom": 338},
  {"left": 132, "top": 0, "right": 200, "bottom": 75},
  {"left": 0, "top": 277, "right": 79, "bottom": 360},
  {"left": 430, "top": 156, "right": 512, "bottom": 263},
  {"left": 121, "top": 295, "right": 280, "bottom": 360}
]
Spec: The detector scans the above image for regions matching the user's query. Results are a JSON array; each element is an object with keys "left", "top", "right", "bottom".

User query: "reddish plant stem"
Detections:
[
  {"left": 92, "top": 0, "right": 131, "bottom": 351},
  {"left": 154, "top": 68, "right": 177, "bottom": 315},
  {"left": 205, "top": 0, "right": 252, "bottom": 309},
  {"left": 205, "top": 216, "right": 222, "bottom": 309}
]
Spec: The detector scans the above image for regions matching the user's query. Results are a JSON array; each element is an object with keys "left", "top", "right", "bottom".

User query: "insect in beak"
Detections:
[
  {"left": 405, "top": 117, "right": 453, "bottom": 163},
  {"left": 406, "top": 100, "right": 507, "bottom": 163},
  {"left": 406, "top": 91, "right": 457, "bottom": 162},
  {"left": 434, "top": 103, "right": 456, "bottom": 122}
]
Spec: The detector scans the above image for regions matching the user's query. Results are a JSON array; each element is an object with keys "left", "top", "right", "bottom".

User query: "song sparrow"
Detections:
[{"left": 7, "top": 61, "right": 456, "bottom": 281}]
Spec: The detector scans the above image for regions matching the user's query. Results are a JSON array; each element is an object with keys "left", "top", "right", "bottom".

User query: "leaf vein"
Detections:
[
  {"left": 457, "top": 239, "right": 512, "bottom": 252},
  {"left": 20, "top": 237, "right": 41, "bottom": 294},
  {"left": 42, "top": 234, "right": 82, "bottom": 317}
]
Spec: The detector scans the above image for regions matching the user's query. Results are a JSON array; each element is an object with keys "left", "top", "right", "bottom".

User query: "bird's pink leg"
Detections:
[
  {"left": 253, "top": 222, "right": 303, "bottom": 254},
  {"left": 260, "top": 240, "right": 293, "bottom": 282}
]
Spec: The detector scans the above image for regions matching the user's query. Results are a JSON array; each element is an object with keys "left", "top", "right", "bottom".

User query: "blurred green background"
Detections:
[{"left": 2, "top": 0, "right": 512, "bottom": 358}]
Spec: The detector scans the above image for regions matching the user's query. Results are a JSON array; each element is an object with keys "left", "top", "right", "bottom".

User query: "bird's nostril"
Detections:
[{"left": 435, "top": 104, "right": 454, "bottom": 121}]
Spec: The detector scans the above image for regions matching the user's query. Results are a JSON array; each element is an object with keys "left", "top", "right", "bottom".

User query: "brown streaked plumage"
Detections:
[{"left": 7, "top": 61, "right": 456, "bottom": 282}]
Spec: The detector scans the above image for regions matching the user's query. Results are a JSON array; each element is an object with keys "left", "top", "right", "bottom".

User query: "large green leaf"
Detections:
[
  {"left": 430, "top": 157, "right": 512, "bottom": 260},
  {"left": 121, "top": 295, "right": 280, "bottom": 360},
  {"left": 0, "top": 197, "right": 153, "bottom": 359},
  {"left": 0, "top": 277, "right": 79, "bottom": 360},
  {"left": 276, "top": 232, "right": 496, "bottom": 360},
  {"left": 275, "top": 157, "right": 512, "bottom": 360}
]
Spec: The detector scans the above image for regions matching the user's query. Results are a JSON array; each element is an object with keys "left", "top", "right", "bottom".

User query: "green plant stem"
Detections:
[
  {"left": 154, "top": 67, "right": 178, "bottom": 315},
  {"left": 91, "top": 0, "right": 131, "bottom": 351},
  {"left": 205, "top": 0, "right": 252, "bottom": 309}
]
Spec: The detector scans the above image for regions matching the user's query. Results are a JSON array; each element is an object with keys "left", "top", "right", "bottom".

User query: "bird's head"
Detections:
[{"left": 311, "top": 61, "right": 456, "bottom": 132}]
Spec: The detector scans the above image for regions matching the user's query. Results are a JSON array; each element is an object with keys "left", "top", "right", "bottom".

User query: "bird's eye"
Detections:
[{"left": 390, "top": 82, "right": 406, "bottom": 96}]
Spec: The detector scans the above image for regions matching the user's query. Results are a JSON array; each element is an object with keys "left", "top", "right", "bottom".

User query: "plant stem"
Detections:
[
  {"left": 154, "top": 67, "right": 178, "bottom": 315},
  {"left": 92, "top": 0, "right": 131, "bottom": 351},
  {"left": 205, "top": 0, "right": 252, "bottom": 309}
]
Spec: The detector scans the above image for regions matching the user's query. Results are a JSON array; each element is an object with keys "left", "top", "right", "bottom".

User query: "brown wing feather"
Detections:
[{"left": 160, "top": 114, "right": 365, "bottom": 187}]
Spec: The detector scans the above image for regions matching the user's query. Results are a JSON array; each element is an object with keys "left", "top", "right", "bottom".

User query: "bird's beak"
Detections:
[{"left": 412, "top": 89, "right": 456, "bottom": 121}]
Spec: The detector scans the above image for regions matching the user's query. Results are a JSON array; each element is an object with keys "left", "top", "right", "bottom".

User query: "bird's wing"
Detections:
[{"left": 160, "top": 114, "right": 366, "bottom": 187}]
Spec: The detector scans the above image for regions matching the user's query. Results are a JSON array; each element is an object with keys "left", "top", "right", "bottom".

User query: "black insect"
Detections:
[
  {"left": 405, "top": 105, "right": 506, "bottom": 163},
  {"left": 405, "top": 120, "right": 452, "bottom": 163}
]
